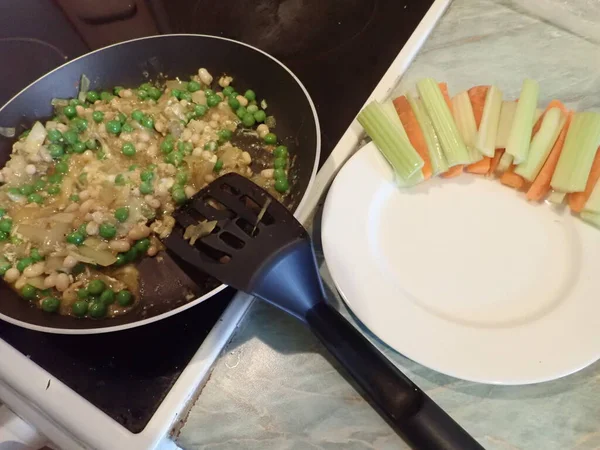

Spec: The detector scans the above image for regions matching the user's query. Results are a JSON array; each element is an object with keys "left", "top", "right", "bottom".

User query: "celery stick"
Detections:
[
  {"left": 381, "top": 101, "right": 410, "bottom": 142},
  {"left": 534, "top": 108, "right": 544, "bottom": 124},
  {"left": 407, "top": 94, "right": 449, "bottom": 175},
  {"left": 357, "top": 102, "right": 424, "bottom": 179},
  {"left": 580, "top": 211, "right": 600, "bottom": 229},
  {"left": 416, "top": 78, "right": 470, "bottom": 166},
  {"left": 475, "top": 86, "right": 503, "bottom": 157},
  {"left": 495, "top": 152, "right": 514, "bottom": 174},
  {"left": 514, "top": 107, "right": 565, "bottom": 182},
  {"left": 505, "top": 79, "right": 539, "bottom": 164},
  {"left": 451, "top": 91, "right": 482, "bottom": 163},
  {"left": 583, "top": 178, "right": 600, "bottom": 213},
  {"left": 495, "top": 101, "right": 518, "bottom": 149},
  {"left": 551, "top": 112, "right": 600, "bottom": 193},
  {"left": 396, "top": 169, "right": 424, "bottom": 188},
  {"left": 547, "top": 190, "right": 566, "bottom": 204}
]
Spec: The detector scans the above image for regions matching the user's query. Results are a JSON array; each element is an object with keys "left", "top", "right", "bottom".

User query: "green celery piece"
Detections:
[
  {"left": 583, "top": 177, "right": 600, "bottom": 213},
  {"left": 580, "top": 211, "right": 600, "bottom": 228},
  {"left": 515, "top": 107, "right": 565, "bottom": 182},
  {"left": 495, "top": 101, "right": 517, "bottom": 149},
  {"left": 357, "top": 102, "right": 424, "bottom": 179},
  {"left": 451, "top": 91, "right": 482, "bottom": 163},
  {"left": 475, "top": 86, "right": 503, "bottom": 157},
  {"left": 407, "top": 94, "right": 449, "bottom": 175},
  {"left": 495, "top": 152, "right": 514, "bottom": 174},
  {"left": 551, "top": 112, "right": 600, "bottom": 193},
  {"left": 416, "top": 78, "right": 470, "bottom": 166},
  {"left": 505, "top": 79, "right": 539, "bottom": 164},
  {"left": 396, "top": 169, "right": 424, "bottom": 188},
  {"left": 547, "top": 190, "right": 566, "bottom": 204}
]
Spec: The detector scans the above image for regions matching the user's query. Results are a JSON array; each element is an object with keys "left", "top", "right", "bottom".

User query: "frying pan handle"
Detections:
[{"left": 305, "top": 301, "right": 483, "bottom": 450}]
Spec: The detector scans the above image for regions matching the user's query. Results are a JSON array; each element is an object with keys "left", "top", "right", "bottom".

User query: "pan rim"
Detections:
[{"left": 0, "top": 33, "right": 321, "bottom": 334}]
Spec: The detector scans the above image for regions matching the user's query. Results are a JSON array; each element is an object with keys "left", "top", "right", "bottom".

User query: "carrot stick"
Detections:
[
  {"left": 488, "top": 149, "right": 505, "bottom": 176},
  {"left": 392, "top": 96, "right": 432, "bottom": 179},
  {"left": 526, "top": 107, "right": 573, "bottom": 202},
  {"left": 466, "top": 85, "right": 491, "bottom": 174},
  {"left": 568, "top": 147, "right": 600, "bottom": 212},
  {"left": 500, "top": 166, "right": 525, "bottom": 190},
  {"left": 438, "top": 82, "right": 464, "bottom": 178}
]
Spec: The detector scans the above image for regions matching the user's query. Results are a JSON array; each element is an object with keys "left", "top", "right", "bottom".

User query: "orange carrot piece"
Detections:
[
  {"left": 526, "top": 108, "right": 573, "bottom": 201},
  {"left": 488, "top": 149, "right": 505, "bottom": 176},
  {"left": 465, "top": 86, "right": 490, "bottom": 174},
  {"left": 438, "top": 82, "right": 465, "bottom": 177},
  {"left": 467, "top": 157, "right": 491, "bottom": 174},
  {"left": 467, "top": 85, "right": 489, "bottom": 128},
  {"left": 500, "top": 166, "right": 525, "bottom": 190},
  {"left": 568, "top": 146, "right": 600, "bottom": 212},
  {"left": 392, "top": 96, "right": 432, "bottom": 179}
]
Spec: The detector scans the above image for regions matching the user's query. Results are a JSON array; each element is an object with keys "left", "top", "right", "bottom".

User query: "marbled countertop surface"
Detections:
[{"left": 177, "top": 1, "right": 600, "bottom": 448}]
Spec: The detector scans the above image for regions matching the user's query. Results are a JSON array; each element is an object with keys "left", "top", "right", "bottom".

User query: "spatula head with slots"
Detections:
[{"left": 164, "top": 173, "right": 313, "bottom": 298}]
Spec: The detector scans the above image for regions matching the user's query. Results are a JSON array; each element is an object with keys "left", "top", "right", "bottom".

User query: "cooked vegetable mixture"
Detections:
[{"left": 0, "top": 68, "right": 291, "bottom": 318}]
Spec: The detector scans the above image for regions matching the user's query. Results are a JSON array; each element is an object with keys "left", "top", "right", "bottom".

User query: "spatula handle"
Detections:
[{"left": 306, "top": 301, "right": 483, "bottom": 450}]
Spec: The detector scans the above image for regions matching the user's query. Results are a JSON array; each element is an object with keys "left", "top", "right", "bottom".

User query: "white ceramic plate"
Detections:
[{"left": 321, "top": 142, "right": 600, "bottom": 385}]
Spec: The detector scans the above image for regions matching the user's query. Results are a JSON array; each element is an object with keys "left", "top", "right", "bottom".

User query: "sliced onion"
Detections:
[
  {"left": 0, "top": 127, "right": 16, "bottom": 138},
  {"left": 24, "top": 122, "right": 46, "bottom": 155},
  {"left": 77, "top": 74, "right": 90, "bottom": 103},
  {"left": 74, "top": 246, "right": 117, "bottom": 267}
]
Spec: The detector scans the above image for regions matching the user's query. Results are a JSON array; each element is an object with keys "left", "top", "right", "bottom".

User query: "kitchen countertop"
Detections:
[{"left": 177, "top": 0, "right": 600, "bottom": 449}]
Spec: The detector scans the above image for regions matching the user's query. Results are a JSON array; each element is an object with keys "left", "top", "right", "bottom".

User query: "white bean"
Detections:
[
  {"left": 261, "top": 169, "right": 274, "bottom": 179},
  {"left": 209, "top": 120, "right": 218, "bottom": 129},
  {"left": 86, "top": 221, "right": 99, "bottom": 236},
  {"left": 75, "top": 105, "right": 85, "bottom": 115},
  {"left": 83, "top": 150, "right": 95, "bottom": 161},
  {"left": 155, "top": 120, "right": 166, "bottom": 133},
  {"left": 106, "top": 174, "right": 116, "bottom": 183},
  {"left": 241, "top": 151, "right": 252, "bottom": 165},
  {"left": 128, "top": 224, "right": 151, "bottom": 240},
  {"left": 218, "top": 76, "right": 232, "bottom": 88},
  {"left": 145, "top": 195, "right": 160, "bottom": 209},
  {"left": 109, "top": 239, "right": 131, "bottom": 253},
  {"left": 147, "top": 144, "right": 158, "bottom": 157},
  {"left": 79, "top": 190, "right": 90, "bottom": 201},
  {"left": 62, "top": 256, "right": 78, "bottom": 270},
  {"left": 180, "top": 99, "right": 189, "bottom": 107},
  {"left": 138, "top": 131, "right": 151, "bottom": 143},
  {"left": 92, "top": 211, "right": 104, "bottom": 224},
  {"left": 210, "top": 112, "right": 220, "bottom": 121},
  {"left": 182, "top": 128, "right": 192, "bottom": 141},
  {"left": 184, "top": 186, "right": 196, "bottom": 198},
  {"left": 4, "top": 268, "right": 20, "bottom": 283},
  {"left": 209, "top": 154, "right": 217, "bottom": 164},
  {"left": 24, "top": 262, "right": 46, "bottom": 278},
  {"left": 236, "top": 95, "right": 248, "bottom": 107},
  {"left": 65, "top": 203, "right": 80, "bottom": 213},
  {"left": 121, "top": 133, "right": 133, "bottom": 142},
  {"left": 192, "top": 147, "right": 203, "bottom": 157},
  {"left": 44, "top": 273, "right": 57, "bottom": 289},
  {"left": 55, "top": 273, "right": 70, "bottom": 292},
  {"left": 204, "top": 174, "right": 215, "bottom": 183},
  {"left": 147, "top": 246, "right": 158, "bottom": 257},
  {"left": 120, "top": 89, "right": 133, "bottom": 98},
  {"left": 136, "top": 142, "right": 148, "bottom": 152},
  {"left": 25, "top": 164, "right": 36, "bottom": 175},
  {"left": 191, "top": 133, "right": 200, "bottom": 144},
  {"left": 257, "top": 124, "right": 270, "bottom": 138},
  {"left": 80, "top": 199, "right": 95, "bottom": 214},
  {"left": 198, "top": 68, "right": 213, "bottom": 85},
  {"left": 15, "top": 276, "right": 28, "bottom": 290},
  {"left": 56, "top": 123, "right": 69, "bottom": 132},
  {"left": 201, "top": 150, "right": 213, "bottom": 161}
]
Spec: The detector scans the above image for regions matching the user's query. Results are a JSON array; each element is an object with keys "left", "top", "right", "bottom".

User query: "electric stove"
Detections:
[{"left": 0, "top": 0, "right": 442, "bottom": 448}]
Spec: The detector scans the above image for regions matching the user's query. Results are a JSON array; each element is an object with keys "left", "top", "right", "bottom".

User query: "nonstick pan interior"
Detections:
[{"left": 0, "top": 35, "right": 320, "bottom": 332}]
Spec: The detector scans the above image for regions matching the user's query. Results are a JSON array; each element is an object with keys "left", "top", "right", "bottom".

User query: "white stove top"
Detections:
[{"left": 0, "top": 2, "right": 449, "bottom": 448}]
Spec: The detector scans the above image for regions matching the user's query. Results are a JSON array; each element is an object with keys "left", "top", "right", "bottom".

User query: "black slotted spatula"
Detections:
[{"left": 164, "top": 173, "right": 483, "bottom": 450}]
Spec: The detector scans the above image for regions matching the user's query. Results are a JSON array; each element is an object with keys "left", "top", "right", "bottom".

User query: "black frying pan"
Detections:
[{"left": 0, "top": 35, "right": 320, "bottom": 333}]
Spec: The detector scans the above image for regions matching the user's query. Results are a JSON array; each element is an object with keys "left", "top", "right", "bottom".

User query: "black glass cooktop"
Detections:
[{"left": 0, "top": 0, "right": 434, "bottom": 434}]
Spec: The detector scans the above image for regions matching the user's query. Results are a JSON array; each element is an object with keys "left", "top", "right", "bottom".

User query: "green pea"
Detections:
[
  {"left": 19, "top": 129, "right": 30, "bottom": 139},
  {"left": 128, "top": 165, "right": 138, "bottom": 171},
  {"left": 139, "top": 82, "right": 152, "bottom": 91},
  {"left": 88, "top": 301, "right": 107, "bottom": 318},
  {"left": 100, "top": 289, "right": 115, "bottom": 305},
  {"left": 171, "top": 89, "right": 181, "bottom": 99},
  {"left": 273, "top": 168, "right": 286, "bottom": 180},
  {"left": 22, "top": 284, "right": 37, "bottom": 300},
  {"left": 28, "top": 193, "right": 44, "bottom": 204},
  {"left": 204, "top": 141, "right": 217, "bottom": 152},
  {"left": 213, "top": 159, "right": 223, "bottom": 172},
  {"left": 66, "top": 231, "right": 85, "bottom": 246},
  {"left": 55, "top": 161, "right": 69, "bottom": 174},
  {"left": 228, "top": 96, "right": 240, "bottom": 110},
  {"left": 63, "top": 105, "right": 77, "bottom": 119},
  {"left": 64, "top": 130, "right": 79, "bottom": 145},
  {"left": 140, "top": 171, "right": 153, "bottom": 183},
  {"left": 19, "top": 185, "right": 34, "bottom": 196},
  {"left": 274, "top": 157, "right": 287, "bottom": 170},
  {"left": 114, "top": 207, "right": 129, "bottom": 222},
  {"left": 148, "top": 87, "right": 162, "bottom": 100},
  {"left": 121, "top": 123, "right": 134, "bottom": 133},
  {"left": 274, "top": 177, "right": 289, "bottom": 193},
  {"left": 16, "top": 257, "right": 32, "bottom": 272},
  {"left": 72, "top": 141, "right": 86, "bottom": 153},
  {"left": 47, "top": 185, "right": 61, "bottom": 195},
  {"left": 140, "top": 181, "right": 154, "bottom": 195},
  {"left": 115, "top": 174, "right": 125, "bottom": 186},
  {"left": 204, "top": 89, "right": 215, "bottom": 97},
  {"left": 77, "top": 288, "right": 89, "bottom": 300},
  {"left": 179, "top": 91, "right": 192, "bottom": 102},
  {"left": 124, "top": 247, "right": 138, "bottom": 262},
  {"left": 131, "top": 110, "right": 144, "bottom": 122},
  {"left": 86, "top": 139, "right": 98, "bottom": 149},
  {"left": 222, "top": 86, "right": 234, "bottom": 96},
  {"left": 88, "top": 279, "right": 106, "bottom": 295},
  {"left": 30, "top": 248, "right": 43, "bottom": 262},
  {"left": 77, "top": 223, "right": 88, "bottom": 237},
  {"left": 0, "top": 261, "right": 11, "bottom": 276},
  {"left": 182, "top": 141, "right": 193, "bottom": 154},
  {"left": 0, "top": 231, "right": 8, "bottom": 241},
  {"left": 165, "top": 151, "right": 183, "bottom": 167},
  {"left": 148, "top": 163, "right": 157, "bottom": 171},
  {"left": 96, "top": 150, "right": 106, "bottom": 160},
  {"left": 141, "top": 116, "right": 154, "bottom": 129},
  {"left": 137, "top": 89, "right": 148, "bottom": 100},
  {"left": 246, "top": 104, "right": 258, "bottom": 114},
  {"left": 171, "top": 187, "right": 187, "bottom": 205},
  {"left": 100, "top": 91, "right": 113, "bottom": 101},
  {"left": 91, "top": 110, "right": 104, "bottom": 123},
  {"left": 244, "top": 89, "right": 256, "bottom": 101},
  {"left": 7, "top": 188, "right": 21, "bottom": 197},
  {"left": 207, "top": 95, "right": 221, "bottom": 107},
  {"left": 113, "top": 86, "right": 124, "bottom": 95},
  {"left": 106, "top": 120, "right": 122, "bottom": 135},
  {"left": 78, "top": 172, "right": 88, "bottom": 184},
  {"left": 194, "top": 104, "right": 208, "bottom": 118},
  {"left": 99, "top": 223, "right": 116, "bottom": 239},
  {"left": 242, "top": 113, "right": 255, "bottom": 127},
  {"left": 273, "top": 145, "right": 288, "bottom": 158},
  {"left": 116, "top": 290, "right": 133, "bottom": 307},
  {"left": 72, "top": 263, "right": 84, "bottom": 275},
  {"left": 122, "top": 142, "right": 136, "bottom": 157},
  {"left": 160, "top": 138, "right": 174, "bottom": 154},
  {"left": 72, "top": 117, "right": 88, "bottom": 132},
  {"left": 236, "top": 106, "right": 247, "bottom": 119},
  {"left": 47, "top": 128, "right": 63, "bottom": 143},
  {"left": 11, "top": 236, "right": 22, "bottom": 245},
  {"left": 187, "top": 80, "right": 201, "bottom": 92},
  {"left": 264, "top": 133, "right": 277, "bottom": 145},
  {"left": 0, "top": 218, "right": 12, "bottom": 233},
  {"left": 72, "top": 300, "right": 88, "bottom": 317},
  {"left": 32, "top": 180, "right": 46, "bottom": 192},
  {"left": 85, "top": 91, "right": 99, "bottom": 103},
  {"left": 0, "top": 208, "right": 5, "bottom": 218},
  {"left": 253, "top": 110, "right": 266, "bottom": 123},
  {"left": 114, "top": 253, "right": 127, "bottom": 267},
  {"left": 69, "top": 194, "right": 80, "bottom": 203},
  {"left": 134, "top": 238, "right": 151, "bottom": 253},
  {"left": 42, "top": 297, "right": 60, "bottom": 313},
  {"left": 217, "top": 129, "right": 233, "bottom": 141},
  {"left": 175, "top": 171, "right": 188, "bottom": 185}
]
